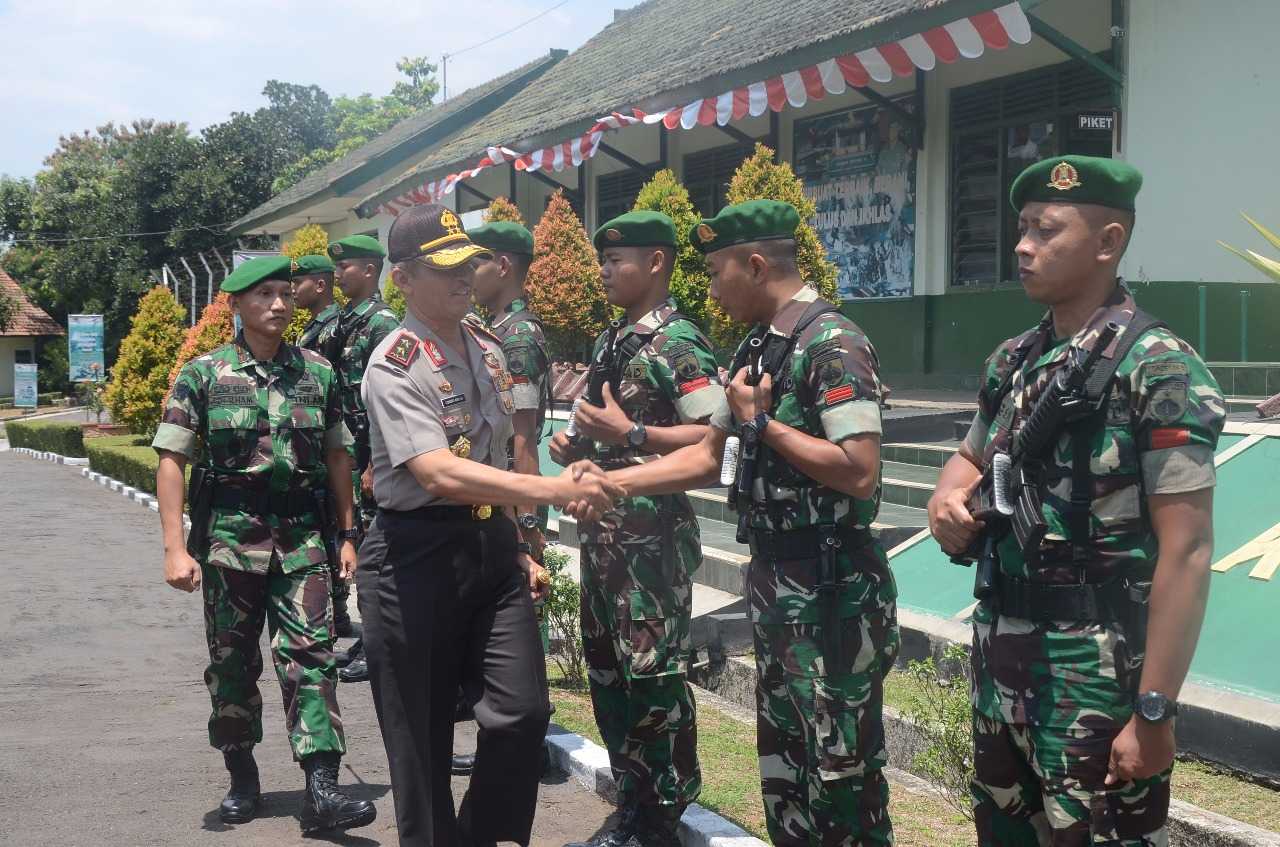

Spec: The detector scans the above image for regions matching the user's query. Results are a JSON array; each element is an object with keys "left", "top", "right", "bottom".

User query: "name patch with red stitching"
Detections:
[
  {"left": 678, "top": 375, "right": 711, "bottom": 395},
  {"left": 823, "top": 384, "right": 855, "bottom": 406},
  {"left": 1150, "top": 427, "right": 1191, "bottom": 449}
]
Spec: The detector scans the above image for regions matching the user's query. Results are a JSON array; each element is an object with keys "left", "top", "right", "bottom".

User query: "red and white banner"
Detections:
[{"left": 373, "top": 2, "right": 1030, "bottom": 216}]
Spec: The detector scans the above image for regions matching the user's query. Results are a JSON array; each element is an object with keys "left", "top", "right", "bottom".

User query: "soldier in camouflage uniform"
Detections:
[
  {"left": 326, "top": 234, "right": 401, "bottom": 682},
  {"left": 292, "top": 252, "right": 355, "bottom": 637},
  {"left": 551, "top": 211, "right": 722, "bottom": 847},
  {"left": 293, "top": 254, "right": 341, "bottom": 352},
  {"left": 570, "top": 199, "right": 899, "bottom": 845},
  {"left": 928, "top": 156, "right": 1225, "bottom": 846},
  {"left": 154, "top": 255, "right": 375, "bottom": 835}
]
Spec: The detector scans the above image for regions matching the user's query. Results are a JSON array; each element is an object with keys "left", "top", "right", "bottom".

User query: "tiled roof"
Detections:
[
  {"left": 229, "top": 50, "right": 566, "bottom": 234},
  {"left": 360, "top": 0, "right": 972, "bottom": 212},
  {"left": 0, "top": 268, "right": 62, "bottom": 337}
]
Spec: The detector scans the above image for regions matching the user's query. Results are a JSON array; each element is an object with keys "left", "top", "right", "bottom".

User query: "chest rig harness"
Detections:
[
  {"left": 725, "top": 299, "right": 864, "bottom": 673},
  {"left": 961, "top": 305, "right": 1165, "bottom": 624}
]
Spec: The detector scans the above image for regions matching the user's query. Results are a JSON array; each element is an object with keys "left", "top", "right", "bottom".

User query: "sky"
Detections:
[{"left": 0, "top": 0, "right": 634, "bottom": 178}]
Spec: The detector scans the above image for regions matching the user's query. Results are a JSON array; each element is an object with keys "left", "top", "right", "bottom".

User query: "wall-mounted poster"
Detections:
[{"left": 794, "top": 99, "right": 917, "bottom": 299}]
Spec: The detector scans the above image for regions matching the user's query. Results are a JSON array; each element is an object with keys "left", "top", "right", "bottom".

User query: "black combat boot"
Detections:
[
  {"left": 299, "top": 752, "right": 376, "bottom": 836},
  {"left": 332, "top": 593, "right": 354, "bottom": 638},
  {"left": 636, "top": 805, "right": 683, "bottom": 847},
  {"left": 563, "top": 806, "right": 643, "bottom": 847},
  {"left": 338, "top": 641, "right": 368, "bottom": 682},
  {"left": 219, "top": 749, "right": 261, "bottom": 824}
]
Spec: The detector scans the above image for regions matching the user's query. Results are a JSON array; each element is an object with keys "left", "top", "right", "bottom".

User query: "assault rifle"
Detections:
[
  {"left": 726, "top": 336, "right": 765, "bottom": 544},
  {"left": 952, "top": 321, "right": 1120, "bottom": 599},
  {"left": 565, "top": 319, "right": 623, "bottom": 442}
]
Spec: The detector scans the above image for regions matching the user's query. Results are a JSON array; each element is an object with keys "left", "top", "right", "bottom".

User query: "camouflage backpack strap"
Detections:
[
  {"left": 763, "top": 299, "right": 843, "bottom": 409},
  {"left": 609, "top": 309, "right": 689, "bottom": 387},
  {"left": 1064, "top": 308, "right": 1167, "bottom": 555}
]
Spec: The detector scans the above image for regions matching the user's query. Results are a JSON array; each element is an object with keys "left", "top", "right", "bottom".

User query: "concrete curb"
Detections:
[
  {"left": 6, "top": 447, "right": 178, "bottom": 525},
  {"left": 545, "top": 724, "right": 768, "bottom": 847},
  {"left": 10, "top": 446, "right": 89, "bottom": 466}
]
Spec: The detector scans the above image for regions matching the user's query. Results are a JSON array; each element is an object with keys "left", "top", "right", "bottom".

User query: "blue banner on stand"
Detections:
[{"left": 68, "top": 314, "right": 105, "bottom": 382}]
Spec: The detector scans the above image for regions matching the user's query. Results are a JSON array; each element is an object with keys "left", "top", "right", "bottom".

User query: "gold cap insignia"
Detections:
[
  {"left": 473, "top": 505, "right": 493, "bottom": 520},
  {"left": 605, "top": 228, "right": 623, "bottom": 242},
  {"left": 441, "top": 209, "right": 463, "bottom": 236},
  {"left": 330, "top": 243, "right": 343, "bottom": 256},
  {"left": 1047, "top": 162, "right": 1082, "bottom": 191},
  {"left": 697, "top": 223, "right": 717, "bottom": 243},
  {"left": 290, "top": 258, "right": 300, "bottom": 273}
]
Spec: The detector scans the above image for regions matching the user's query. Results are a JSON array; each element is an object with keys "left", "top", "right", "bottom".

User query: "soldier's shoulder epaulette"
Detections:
[
  {"left": 297, "top": 346, "right": 333, "bottom": 369},
  {"left": 383, "top": 329, "right": 422, "bottom": 369}
]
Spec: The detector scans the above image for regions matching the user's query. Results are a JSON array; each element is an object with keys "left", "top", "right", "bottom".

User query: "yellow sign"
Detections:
[{"left": 1212, "top": 521, "right": 1280, "bottom": 581}]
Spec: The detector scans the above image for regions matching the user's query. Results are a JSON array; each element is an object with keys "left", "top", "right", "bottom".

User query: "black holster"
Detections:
[
  {"left": 347, "top": 412, "right": 371, "bottom": 473},
  {"left": 311, "top": 487, "right": 340, "bottom": 577},
  {"left": 185, "top": 466, "right": 216, "bottom": 558},
  {"left": 817, "top": 529, "right": 846, "bottom": 675}
]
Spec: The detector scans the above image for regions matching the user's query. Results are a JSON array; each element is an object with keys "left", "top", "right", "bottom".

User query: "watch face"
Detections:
[{"left": 1139, "top": 692, "right": 1169, "bottom": 721}]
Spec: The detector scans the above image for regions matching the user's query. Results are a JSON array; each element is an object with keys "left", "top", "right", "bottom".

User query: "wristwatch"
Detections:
[
  {"left": 1135, "top": 691, "right": 1178, "bottom": 723},
  {"left": 516, "top": 513, "right": 540, "bottom": 531},
  {"left": 516, "top": 541, "right": 534, "bottom": 555},
  {"left": 626, "top": 420, "right": 648, "bottom": 448},
  {"left": 746, "top": 412, "right": 771, "bottom": 436},
  {"left": 336, "top": 528, "right": 361, "bottom": 542}
]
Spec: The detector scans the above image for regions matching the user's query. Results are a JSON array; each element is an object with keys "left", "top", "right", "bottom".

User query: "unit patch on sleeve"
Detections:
[
  {"left": 385, "top": 332, "right": 420, "bottom": 368},
  {"left": 678, "top": 375, "right": 711, "bottom": 395},
  {"left": 824, "top": 384, "right": 855, "bottom": 406}
]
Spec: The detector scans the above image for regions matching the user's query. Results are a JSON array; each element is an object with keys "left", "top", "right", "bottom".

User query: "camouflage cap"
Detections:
[
  {"left": 1010, "top": 154, "right": 1142, "bottom": 212},
  {"left": 469, "top": 220, "right": 534, "bottom": 256},
  {"left": 221, "top": 255, "right": 294, "bottom": 293},
  {"left": 327, "top": 234, "right": 386, "bottom": 260},
  {"left": 593, "top": 210, "right": 677, "bottom": 251},
  {"left": 386, "top": 203, "right": 492, "bottom": 269},
  {"left": 292, "top": 254, "right": 335, "bottom": 276},
  {"left": 690, "top": 199, "right": 801, "bottom": 254}
]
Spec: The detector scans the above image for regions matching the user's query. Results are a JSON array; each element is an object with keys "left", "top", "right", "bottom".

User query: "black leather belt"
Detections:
[
  {"left": 747, "top": 524, "right": 871, "bottom": 559},
  {"left": 378, "top": 505, "right": 497, "bottom": 521},
  {"left": 995, "top": 575, "right": 1140, "bottom": 622},
  {"left": 211, "top": 486, "right": 320, "bottom": 517}
]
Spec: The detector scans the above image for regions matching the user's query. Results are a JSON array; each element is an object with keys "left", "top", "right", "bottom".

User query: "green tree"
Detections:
[
  {"left": 0, "top": 286, "right": 15, "bottom": 333},
  {"left": 709, "top": 143, "right": 840, "bottom": 348},
  {"left": 392, "top": 56, "right": 441, "bottom": 110},
  {"left": 632, "top": 169, "right": 709, "bottom": 329},
  {"left": 525, "top": 190, "right": 606, "bottom": 361},
  {"left": 484, "top": 195, "right": 525, "bottom": 224},
  {"left": 170, "top": 292, "right": 234, "bottom": 386},
  {"left": 103, "top": 285, "right": 187, "bottom": 436}
]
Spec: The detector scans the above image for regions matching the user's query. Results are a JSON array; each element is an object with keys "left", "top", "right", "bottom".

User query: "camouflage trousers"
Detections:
[
  {"left": 971, "top": 710, "right": 1170, "bottom": 846},
  {"left": 752, "top": 602, "right": 899, "bottom": 846},
  {"left": 579, "top": 537, "right": 702, "bottom": 815},
  {"left": 201, "top": 559, "right": 345, "bottom": 760}
]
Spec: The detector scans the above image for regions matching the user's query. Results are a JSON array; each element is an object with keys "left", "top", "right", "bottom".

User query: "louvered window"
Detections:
[
  {"left": 596, "top": 168, "right": 653, "bottom": 226},
  {"left": 684, "top": 143, "right": 755, "bottom": 216},
  {"left": 950, "top": 54, "right": 1115, "bottom": 287}
]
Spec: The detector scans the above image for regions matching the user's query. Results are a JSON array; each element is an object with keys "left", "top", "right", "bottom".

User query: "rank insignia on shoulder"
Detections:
[
  {"left": 423, "top": 339, "right": 448, "bottom": 368},
  {"left": 386, "top": 332, "right": 419, "bottom": 368},
  {"left": 678, "top": 375, "right": 710, "bottom": 395}
]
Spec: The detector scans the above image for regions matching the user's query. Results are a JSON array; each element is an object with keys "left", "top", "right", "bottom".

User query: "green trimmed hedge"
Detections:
[
  {"left": 5, "top": 420, "right": 86, "bottom": 457},
  {"left": 0, "top": 392, "right": 65, "bottom": 410},
  {"left": 86, "top": 434, "right": 161, "bottom": 494}
]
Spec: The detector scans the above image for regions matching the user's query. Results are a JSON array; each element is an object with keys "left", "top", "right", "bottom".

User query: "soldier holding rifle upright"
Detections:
[{"left": 928, "top": 156, "right": 1225, "bottom": 846}]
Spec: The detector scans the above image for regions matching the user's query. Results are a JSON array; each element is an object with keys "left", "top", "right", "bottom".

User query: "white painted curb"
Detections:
[
  {"left": 544, "top": 724, "right": 768, "bottom": 847},
  {"left": 14, "top": 446, "right": 165, "bottom": 520}
]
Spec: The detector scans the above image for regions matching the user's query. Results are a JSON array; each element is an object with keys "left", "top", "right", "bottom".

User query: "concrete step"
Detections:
[{"left": 553, "top": 501, "right": 928, "bottom": 600}]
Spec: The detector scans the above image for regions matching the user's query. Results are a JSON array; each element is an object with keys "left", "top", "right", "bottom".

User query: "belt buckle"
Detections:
[{"left": 472, "top": 505, "right": 492, "bottom": 520}]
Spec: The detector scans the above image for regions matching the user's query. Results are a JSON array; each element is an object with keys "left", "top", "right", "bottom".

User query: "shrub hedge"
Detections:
[
  {"left": 0, "top": 392, "right": 65, "bottom": 410},
  {"left": 86, "top": 434, "right": 162, "bottom": 494},
  {"left": 5, "top": 420, "right": 87, "bottom": 457}
]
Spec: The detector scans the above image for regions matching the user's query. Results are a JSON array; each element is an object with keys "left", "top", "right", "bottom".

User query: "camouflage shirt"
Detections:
[
  {"left": 578, "top": 298, "right": 723, "bottom": 545},
  {"left": 152, "top": 338, "right": 351, "bottom": 574},
  {"left": 486, "top": 296, "right": 549, "bottom": 432},
  {"left": 297, "top": 302, "right": 340, "bottom": 354},
  {"left": 710, "top": 286, "right": 887, "bottom": 533},
  {"left": 708, "top": 286, "right": 894, "bottom": 626},
  {"left": 965, "top": 283, "right": 1226, "bottom": 726},
  {"left": 336, "top": 294, "right": 400, "bottom": 426}
]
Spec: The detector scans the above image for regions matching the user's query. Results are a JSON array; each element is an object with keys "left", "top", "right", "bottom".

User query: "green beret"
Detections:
[
  {"left": 292, "top": 254, "right": 334, "bottom": 276},
  {"left": 469, "top": 221, "right": 534, "bottom": 256},
  {"left": 690, "top": 199, "right": 801, "bottom": 254},
  {"left": 327, "top": 234, "right": 386, "bottom": 261},
  {"left": 221, "top": 255, "right": 293, "bottom": 294},
  {"left": 1009, "top": 155, "right": 1142, "bottom": 212},
  {"left": 593, "top": 211, "right": 676, "bottom": 251}
]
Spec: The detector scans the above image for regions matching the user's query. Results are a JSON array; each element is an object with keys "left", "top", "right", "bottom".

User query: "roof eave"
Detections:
[
  {"left": 229, "top": 50, "right": 568, "bottom": 236},
  {"left": 356, "top": 0, "right": 1003, "bottom": 216}
]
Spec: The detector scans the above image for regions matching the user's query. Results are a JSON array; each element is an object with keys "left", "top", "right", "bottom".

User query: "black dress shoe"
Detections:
[
  {"left": 338, "top": 654, "right": 368, "bottom": 683},
  {"left": 219, "top": 749, "right": 261, "bottom": 824},
  {"left": 299, "top": 753, "right": 376, "bottom": 835},
  {"left": 334, "top": 638, "right": 363, "bottom": 669},
  {"left": 563, "top": 806, "right": 643, "bottom": 847},
  {"left": 451, "top": 753, "right": 475, "bottom": 776}
]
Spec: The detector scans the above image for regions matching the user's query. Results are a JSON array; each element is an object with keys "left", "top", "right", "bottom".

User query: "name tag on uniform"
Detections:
[
  {"left": 441, "top": 394, "right": 467, "bottom": 409},
  {"left": 210, "top": 384, "right": 256, "bottom": 406}
]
